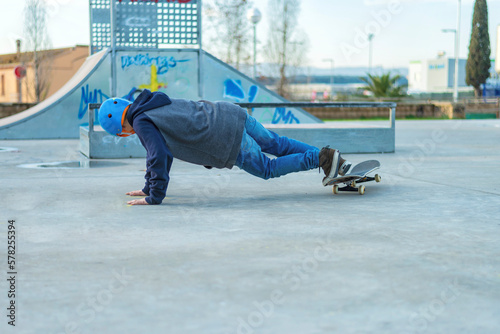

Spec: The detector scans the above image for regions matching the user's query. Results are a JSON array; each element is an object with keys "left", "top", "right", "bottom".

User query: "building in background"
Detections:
[
  {"left": 409, "top": 56, "right": 499, "bottom": 98},
  {"left": 0, "top": 45, "right": 89, "bottom": 103},
  {"left": 408, "top": 57, "right": 472, "bottom": 95}
]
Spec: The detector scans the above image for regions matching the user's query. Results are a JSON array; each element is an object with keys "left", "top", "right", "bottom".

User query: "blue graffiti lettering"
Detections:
[
  {"left": 223, "top": 79, "right": 259, "bottom": 103},
  {"left": 223, "top": 79, "right": 245, "bottom": 101},
  {"left": 272, "top": 108, "right": 300, "bottom": 124},
  {"left": 121, "top": 54, "right": 190, "bottom": 75},
  {"left": 79, "top": 85, "right": 110, "bottom": 120},
  {"left": 248, "top": 85, "right": 258, "bottom": 103}
]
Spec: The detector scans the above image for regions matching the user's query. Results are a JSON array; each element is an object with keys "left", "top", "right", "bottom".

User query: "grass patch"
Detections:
[{"left": 403, "top": 114, "right": 450, "bottom": 120}]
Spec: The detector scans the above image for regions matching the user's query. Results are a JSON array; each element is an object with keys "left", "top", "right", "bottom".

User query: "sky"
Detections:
[{"left": 1, "top": 0, "right": 499, "bottom": 70}]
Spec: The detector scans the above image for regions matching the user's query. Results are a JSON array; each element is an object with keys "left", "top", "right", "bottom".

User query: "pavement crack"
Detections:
[{"left": 385, "top": 172, "right": 500, "bottom": 197}]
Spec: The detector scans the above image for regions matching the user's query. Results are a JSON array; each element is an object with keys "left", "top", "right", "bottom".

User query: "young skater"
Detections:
[{"left": 98, "top": 89, "right": 352, "bottom": 205}]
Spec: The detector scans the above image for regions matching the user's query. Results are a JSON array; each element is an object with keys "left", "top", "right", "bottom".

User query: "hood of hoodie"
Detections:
[{"left": 127, "top": 89, "right": 172, "bottom": 125}]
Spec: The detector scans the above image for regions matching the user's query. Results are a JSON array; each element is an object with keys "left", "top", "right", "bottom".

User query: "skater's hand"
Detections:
[
  {"left": 126, "top": 190, "right": 146, "bottom": 196},
  {"left": 127, "top": 198, "right": 149, "bottom": 206}
]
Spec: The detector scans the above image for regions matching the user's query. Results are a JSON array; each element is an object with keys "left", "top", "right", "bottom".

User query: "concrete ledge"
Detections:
[
  {"left": 80, "top": 126, "right": 146, "bottom": 158},
  {"left": 80, "top": 125, "right": 394, "bottom": 158},
  {"left": 271, "top": 127, "right": 395, "bottom": 153}
]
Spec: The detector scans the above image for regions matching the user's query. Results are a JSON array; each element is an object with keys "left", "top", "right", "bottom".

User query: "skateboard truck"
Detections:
[{"left": 327, "top": 160, "right": 381, "bottom": 196}]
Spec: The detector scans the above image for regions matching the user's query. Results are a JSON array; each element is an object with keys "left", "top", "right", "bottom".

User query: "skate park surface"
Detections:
[{"left": 1, "top": 119, "right": 499, "bottom": 334}]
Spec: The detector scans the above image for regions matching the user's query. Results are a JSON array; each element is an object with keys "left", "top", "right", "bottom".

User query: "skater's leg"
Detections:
[
  {"left": 244, "top": 115, "right": 318, "bottom": 156},
  {"left": 235, "top": 129, "right": 319, "bottom": 179}
]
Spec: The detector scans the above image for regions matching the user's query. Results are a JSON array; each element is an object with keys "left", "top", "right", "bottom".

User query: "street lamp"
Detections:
[
  {"left": 247, "top": 8, "right": 262, "bottom": 79},
  {"left": 16, "top": 39, "right": 23, "bottom": 103},
  {"left": 368, "top": 34, "right": 374, "bottom": 75},
  {"left": 442, "top": 0, "right": 461, "bottom": 102},
  {"left": 322, "top": 58, "right": 334, "bottom": 98},
  {"left": 455, "top": 0, "right": 462, "bottom": 103}
]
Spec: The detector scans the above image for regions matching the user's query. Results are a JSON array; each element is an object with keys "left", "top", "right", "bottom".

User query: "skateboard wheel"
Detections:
[
  {"left": 375, "top": 174, "right": 381, "bottom": 182},
  {"left": 358, "top": 185, "right": 365, "bottom": 195},
  {"left": 351, "top": 181, "right": 357, "bottom": 187},
  {"left": 333, "top": 185, "right": 339, "bottom": 194}
]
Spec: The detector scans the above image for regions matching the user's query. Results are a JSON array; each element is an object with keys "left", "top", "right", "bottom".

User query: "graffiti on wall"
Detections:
[
  {"left": 79, "top": 85, "right": 110, "bottom": 120},
  {"left": 222, "top": 78, "right": 301, "bottom": 124},
  {"left": 121, "top": 54, "right": 190, "bottom": 75},
  {"left": 138, "top": 65, "right": 168, "bottom": 91},
  {"left": 223, "top": 79, "right": 258, "bottom": 103},
  {"left": 272, "top": 108, "right": 300, "bottom": 124},
  {"left": 102, "top": 133, "right": 142, "bottom": 146},
  {"left": 79, "top": 56, "right": 303, "bottom": 125},
  {"left": 78, "top": 54, "right": 193, "bottom": 120}
]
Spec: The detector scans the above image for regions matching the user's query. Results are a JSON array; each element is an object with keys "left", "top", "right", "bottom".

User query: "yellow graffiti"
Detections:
[{"left": 139, "top": 65, "right": 168, "bottom": 91}]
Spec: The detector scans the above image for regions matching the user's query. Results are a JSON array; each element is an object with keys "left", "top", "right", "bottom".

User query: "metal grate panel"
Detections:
[
  {"left": 90, "top": 0, "right": 201, "bottom": 54},
  {"left": 90, "top": 0, "right": 112, "bottom": 54}
]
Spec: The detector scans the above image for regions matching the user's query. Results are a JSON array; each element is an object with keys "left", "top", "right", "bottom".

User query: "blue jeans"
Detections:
[{"left": 235, "top": 115, "right": 320, "bottom": 179}]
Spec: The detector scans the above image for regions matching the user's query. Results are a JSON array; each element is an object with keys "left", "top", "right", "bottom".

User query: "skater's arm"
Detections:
[
  {"left": 127, "top": 198, "right": 148, "bottom": 205},
  {"left": 141, "top": 159, "right": 152, "bottom": 196},
  {"left": 126, "top": 190, "right": 146, "bottom": 196},
  {"left": 133, "top": 116, "right": 173, "bottom": 205}
]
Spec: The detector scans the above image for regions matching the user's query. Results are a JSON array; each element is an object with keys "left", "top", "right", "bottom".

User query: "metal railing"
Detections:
[
  {"left": 89, "top": 102, "right": 397, "bottom": 109},
  {"left": 237, "top": 102, "right": 396, "bottom": 129},
  {"left": 88, "top": 101, "right": 397, "bottom": 129},
  {"left": 237, "top": 102, "right": 397, "bottom": 109}
]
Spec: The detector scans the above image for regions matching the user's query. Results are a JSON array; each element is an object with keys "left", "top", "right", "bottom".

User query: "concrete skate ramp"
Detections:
[
  {"left": 0, "top": 49, "right": 110, "bottom": 139},
  {"left": 0, "top": 48, "right": 320, "bottom": 139}
]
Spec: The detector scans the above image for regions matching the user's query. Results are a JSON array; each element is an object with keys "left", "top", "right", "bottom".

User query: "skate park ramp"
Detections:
[
  {"left": 0, "top": 48, "right": 321, "bottom": 140},
  {"left": 0, "top": 49, "right": 110, "bottom": 139}
]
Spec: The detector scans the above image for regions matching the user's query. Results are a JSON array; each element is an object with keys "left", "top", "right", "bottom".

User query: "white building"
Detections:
[{"left": 408, "top": 57, "right": 470, "bottom": 94}]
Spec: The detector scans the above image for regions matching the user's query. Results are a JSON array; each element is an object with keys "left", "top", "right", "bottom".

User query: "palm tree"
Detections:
[{"left": 360, "top": 72, "right": 406, "bottom": 98}]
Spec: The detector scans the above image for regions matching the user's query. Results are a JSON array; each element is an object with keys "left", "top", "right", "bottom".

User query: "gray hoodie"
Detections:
[{"left": 144, "top": 98, "right": 248, "bottom": 169}]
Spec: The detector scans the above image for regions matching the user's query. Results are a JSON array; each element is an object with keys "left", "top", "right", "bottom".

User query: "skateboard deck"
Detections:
[{"left": 325, "top": 160, "right": 381, "bottom": 195}]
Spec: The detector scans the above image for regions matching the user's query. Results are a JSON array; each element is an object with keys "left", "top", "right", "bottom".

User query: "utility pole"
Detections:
[
  {"left": 454, "top": 0, "right": 461, "bottom": 103},
  {"left": 442, "top": 0, "right": 461, "bottom": 102},
  {"left": 322, "top": 58, "right": 334, "bottom": 98},
  {"left": 16, "top": 40, "right": 23, "bottom": 103},
  {"left": 368, "top": 34, "right": 374, "bottom": 75},
  {"left": 110, "top": 0, "right": 117, "bottom": 97},
  {"left": 247, "top": 8, "right": 262, "bottom": 79}
]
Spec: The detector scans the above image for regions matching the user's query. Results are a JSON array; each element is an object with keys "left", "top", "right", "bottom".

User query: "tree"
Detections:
[
  {"left": 264, "top": 0, "right": 308, "bottom": 99},
  {"left": 360, "top": 72, "right": 406, "bottom": 98},
  {"left": 205, "top": 0, "right": 252, "bottom": 70},
  {"left": 23, "top": 0, "right": 52, "bottom": 102},
  {"left": 466, "top": 0, "right": 491, "bottom": 97}
]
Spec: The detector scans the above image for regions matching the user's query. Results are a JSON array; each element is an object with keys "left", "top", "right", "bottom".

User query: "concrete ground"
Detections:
[{"left": 1, "top": 119, "right": 499, "bottom": 334}]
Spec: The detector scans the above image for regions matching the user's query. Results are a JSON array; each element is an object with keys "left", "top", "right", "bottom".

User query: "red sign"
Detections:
[{"left": 14, "top": 66, "right": 26, "bottom": 79}]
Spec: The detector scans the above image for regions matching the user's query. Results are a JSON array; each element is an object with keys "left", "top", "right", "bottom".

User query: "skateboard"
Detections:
[{"left": 325, "top": 160, "right": 381, "bottom": 195}]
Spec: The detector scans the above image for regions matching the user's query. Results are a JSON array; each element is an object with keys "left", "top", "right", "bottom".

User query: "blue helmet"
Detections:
[{"left": 98, "top": 98, "right": 132, "bottom": 136}]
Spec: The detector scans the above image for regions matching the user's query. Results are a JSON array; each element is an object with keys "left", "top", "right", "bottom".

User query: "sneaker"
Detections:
[
  {"left": 319, "top": 146, "right": 346, "bottom": 186},
  {"left": 338, "top": 160, "right": 352, "bottom": 176}
]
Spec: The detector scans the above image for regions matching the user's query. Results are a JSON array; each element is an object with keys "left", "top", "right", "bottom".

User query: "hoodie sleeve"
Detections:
[
  {"left": 142, "top": 160, "right": 152, "bottom": 196},
  {"left": 133, "top": 114, "right": 173, "bottom": 205}
]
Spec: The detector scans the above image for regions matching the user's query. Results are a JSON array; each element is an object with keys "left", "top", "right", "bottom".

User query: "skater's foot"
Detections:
[
  {"left": 338, "top": 160, "right": 352, "bottom": 176},
  {"left": 319, "top": 146, "right": 350, "bottom": 186}
]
